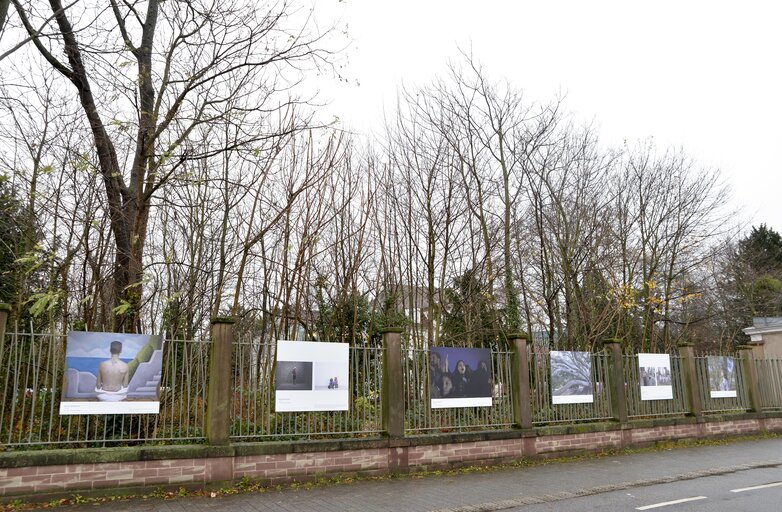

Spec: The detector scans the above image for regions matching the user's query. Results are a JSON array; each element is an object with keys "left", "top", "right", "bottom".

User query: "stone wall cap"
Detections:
[
  {"left": 506, "top": 332, "right": 529, "bottom": 341},
  {"left": 602, "top": 338, "right": 623, "bottom": 345},
  {"left": 0, "top": 303, "right": 12, "bottom": 312},
  {"left": 210, "top": 316, "right": 236, "bottom": 325},
  {"left": 379, "top": 327, "right": 404, "bottom": 334}
]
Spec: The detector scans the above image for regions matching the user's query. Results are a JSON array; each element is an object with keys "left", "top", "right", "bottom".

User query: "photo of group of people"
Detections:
[
  {"left": 640, "top": 366, "right": 672, "bottom": 386},
  {"left": 638, "top": 353, "right": 674, "bottom": 400},
  {"left": 707, "top": 356, "right": 737, "bottom": 398},
  {"left": 60, "top": 331, "right": 164, "bottom": 415},
  {"left": 274, "top": 341, "right": 349, "bottom": 412},
  {"left": 429, "top": 347, "right": 493, "bottom": 408},
  {"left": 550, "top": 350, "right": 594, "bottom": 404}
]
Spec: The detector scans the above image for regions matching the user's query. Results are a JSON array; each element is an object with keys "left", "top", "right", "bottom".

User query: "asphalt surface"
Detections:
[{"left": 65, "top": 437, "right": 782, "bottom": 512}]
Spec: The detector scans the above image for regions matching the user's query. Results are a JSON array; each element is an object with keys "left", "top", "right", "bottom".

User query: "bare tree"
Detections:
[{"left": 9, "top": 0, "right": 338, "bottom": 330}]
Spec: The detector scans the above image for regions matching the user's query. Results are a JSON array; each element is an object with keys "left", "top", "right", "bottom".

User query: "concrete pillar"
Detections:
[
  {"left": 509, "top": 333, "right": 533, "bottom": 429},
  {"left": 602, "top": 339, "right": 628, "bottom": 423},
  {"left": 737, "top": 345, "right": 762, "bottom": 413},
  {"left": 206, "top": 317, "right": 235, "bottom": 445},
  {"left": 381, "top": 327, "right": 404, "bottom": 438},
  {"left": 677, "top": 342, "right": 702, "bottom": 418}
]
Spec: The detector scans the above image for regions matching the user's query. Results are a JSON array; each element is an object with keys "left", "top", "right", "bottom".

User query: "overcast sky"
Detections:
[{"left": 315, "top": 0, "right": 782, "bottom": 234}]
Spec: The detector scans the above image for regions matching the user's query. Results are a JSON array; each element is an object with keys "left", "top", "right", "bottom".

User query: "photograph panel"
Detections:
[
  {"left": 60, "top": 331, "right": 163, "bottom": 415},
  {"left": 550, "top": 350, "right": 594, "bottom": 405},
  {"left": 430, "top": 346, "right": 493, "bottom": 409},
  {"left": 638, "top": 353, "right": 673, "bottom": 401},
  {"left": 275, "top": 340, "right": 349, "bottom": 412},
  {"left": 707, "top": 356, "right": 737, "bottom": 398}
]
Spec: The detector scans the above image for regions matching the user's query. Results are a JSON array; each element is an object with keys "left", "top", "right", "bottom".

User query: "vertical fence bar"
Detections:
[
  {"left": 381, "top": 327, "right": 404, "bottom": 438},
  {"left": 677, "top": 343, "right": 702, "bottom": 418},
  {"left": 0, "top": 303, "right": 9, "bottom": 366},
  {"left": 603, "top": 339, "right": 628, "bottom": 423},
  {"left": 206, "top": 316, "right": 235, "bottom": 445},
  {"left": 509, "top": 333, "right": 532, "bottom": 429},
  {"left": 737, "top": 345, "right": 761, "bottom": 413}
]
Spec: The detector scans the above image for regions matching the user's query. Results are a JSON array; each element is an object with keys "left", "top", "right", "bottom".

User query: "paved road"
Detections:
[
  {"left": 509, "top": 464, "right": 782, "bottom": 511},
  {"left": 69, "top": 437, "right": 782, "bottom": 512}
]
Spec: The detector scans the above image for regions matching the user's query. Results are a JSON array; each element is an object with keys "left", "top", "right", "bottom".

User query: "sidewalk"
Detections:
[{"left": 69, "top": 437, "right": 782, "bottom": 512}]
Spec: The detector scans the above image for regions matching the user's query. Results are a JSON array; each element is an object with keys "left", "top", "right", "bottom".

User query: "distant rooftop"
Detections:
[
  {"left": 744, "top": 317, "right": 782, "bottom": 341},
  {"left": 753, "top": 317, "right": 782, "bottom": 328}
]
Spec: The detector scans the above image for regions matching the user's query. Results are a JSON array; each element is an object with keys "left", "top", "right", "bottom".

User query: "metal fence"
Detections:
[
  {"left": 695, "top": 355, "right": 750, "bottom": 414},
  {"left": 0, "top": 329, "right": 209, "bottom": 449},
  {"left": 529, "top": 351, "right": 614, "bottom": 425},
  {"left": 625, "top": 354, "right": 690, "bottom": 419},
  {"left": 7, "top": 324, "right": 782, "bottom": 451},
  {"left": 230, "top": 339, "right": 384, "bottom": 440},
  {"left": 756, "top": 358, "right": 782, "bottom": 410},
  {"left": 403, "top": 348, "right": 515, "bottom": 434}
]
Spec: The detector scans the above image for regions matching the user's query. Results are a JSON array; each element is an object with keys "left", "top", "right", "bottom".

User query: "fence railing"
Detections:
[
  {"left": 403, "top": 348, "right": 515, "bottom": 434},
  {"left": 529, "top": 351, "right": 614, "bottom": 425},
  {"left": 695, "top": 356, "right": 750, "bottom": 414},
  {"left": 756, "top": 358, "right": 782, "bottom": 410},
  {"left": 0, "top": 329, "right": 208, "bottom": 448},
  {"left": 625, "top": 354, "right": 690, "bottom": 419},
  {"left": 230, "top": 340, "right": 384, "bottom": 440},
  {"left": 3, "top": 314, "right": 782, "bottom": 451}
]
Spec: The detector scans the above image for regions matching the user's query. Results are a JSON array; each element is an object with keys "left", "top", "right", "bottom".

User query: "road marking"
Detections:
[
  {"left": 635, "top": 496, "right": 707, "bottom": 510},
  {"left": 730, "top": 482, "right": 782, "bottom": 493}
]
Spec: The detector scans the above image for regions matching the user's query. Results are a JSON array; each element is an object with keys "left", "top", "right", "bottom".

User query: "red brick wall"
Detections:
[
  {"left": 631, "top": 423, "right": 701, "bottom": 444},
  {"left": 2, "top": 417, "right": 781, "bottom": 498},
  {"left": 233, "top": 448, "right": 389, "bottom": 482},
  {"left": 407, "top": 438, "right": 524, "bottom": 468},
  {"left": 535, "top": 430, "right": 623, "bottom": 454}
]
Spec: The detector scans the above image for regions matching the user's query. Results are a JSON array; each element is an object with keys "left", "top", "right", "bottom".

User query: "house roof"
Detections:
[{"left": 743, "top": 317, "right": 782, "bottom": 342}]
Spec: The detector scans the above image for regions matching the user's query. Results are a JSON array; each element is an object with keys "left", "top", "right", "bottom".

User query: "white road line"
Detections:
[
  {"left": 635, "top": 496, "right": 708, "bottom": 510},
  {"left": 730, "top": 482, "right": 782, "bottom": 493}
]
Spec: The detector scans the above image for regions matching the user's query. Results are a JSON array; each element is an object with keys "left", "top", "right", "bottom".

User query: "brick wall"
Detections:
[
  {"left": 233, "top": 449, "right": 389, "bottom": 482},
  {"left": 407, "top": 438, "right": 524, "bottom": 468},
  {"left": 2, "top": 416, "right": 782, "bottom": 499},
  {"left": 535, "top": 430, "right": 623, "bottom": 455},
  {"left": 631, "top": 423, "right": 701, "bottom": 444}
]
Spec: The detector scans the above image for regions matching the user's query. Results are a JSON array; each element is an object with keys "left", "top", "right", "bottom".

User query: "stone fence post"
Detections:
[
  {"left": 206, "top": 316, "right": 235, "bottom": 445},
  {"left": 381, "top": 327, "right": 405, "bottom": 438},
  {"left": 737, "top": 345, "right": 762, "bottom": 413},
  {"left": 677, "top": 342, "right": 703, "bottom": 418},
  {"left": 509, "top": 333, "right": 533, "bottom": 429},
  {"left": 602, "top": 339, "right": 628, "bottom": 423}
]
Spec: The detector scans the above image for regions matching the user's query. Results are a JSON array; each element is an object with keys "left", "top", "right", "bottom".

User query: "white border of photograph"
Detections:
[
  {"left": 431, "top": 396, "right": 492, "bottom": 409},
  {"left": 708, "top": 356, "right": 738, "bottom": 399},
  {"left": 638, "top": 353, "right": 673, "bottom": 401},
  {"left": 550, "top": 350, "right": 594, "bottom": 405},
  {"left": 275, "top": 340, "right": 349, "bottom": 412}
]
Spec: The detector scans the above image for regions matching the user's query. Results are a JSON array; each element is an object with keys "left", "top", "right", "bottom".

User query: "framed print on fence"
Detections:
[
  {"left": 275, "top": 340, "right": 349, "bottom": 412},
  {"left": 430, "top": 346, "right": 493, "bottom": 409},
  {"left": 60, "top": 331, "right": 164, "bottom": 415},
  {"left": 638, "top": 353, "right": 673, "bottom": 401}
]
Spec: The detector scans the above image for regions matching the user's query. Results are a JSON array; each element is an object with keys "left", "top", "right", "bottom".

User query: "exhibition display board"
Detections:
[
  {"left": 550, "top": 350, "right": 594, "bottom": 404},
  {"left": 429, "top": 346, "right": 493, "bottom": 408},
  {"left": 707, "top": 356, "right": 738, "bottom": 398},
  {"left": 638, "top": 353, "right": 673, "bottom": 401},
  {"left": 275, "top": 340, "right": 349, "bottom": 412},
  {"left": 60, "top": 331, "right": 164, "bottom": 415}
]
